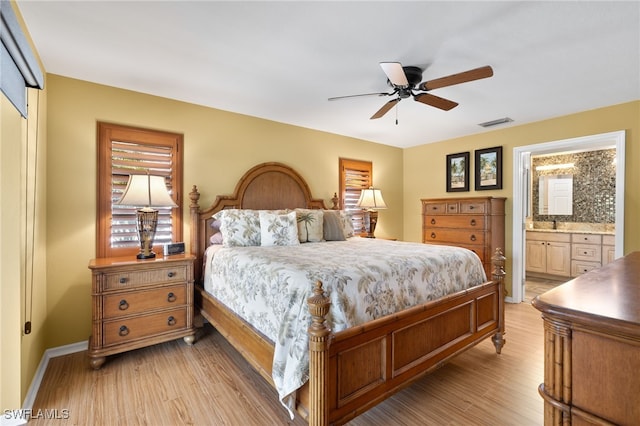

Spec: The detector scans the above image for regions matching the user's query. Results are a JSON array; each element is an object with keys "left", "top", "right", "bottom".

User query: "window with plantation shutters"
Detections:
[
  {"left": 339, "top": 158, "right": 372, "bottom": 235},
  {"left": 97, "top": 123, "right": 183, "bottom": 258}
]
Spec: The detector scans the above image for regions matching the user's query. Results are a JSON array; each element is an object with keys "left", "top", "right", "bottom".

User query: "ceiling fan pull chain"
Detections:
[{"left": 395, "top": 103, "right": 399, "bottom": 125}]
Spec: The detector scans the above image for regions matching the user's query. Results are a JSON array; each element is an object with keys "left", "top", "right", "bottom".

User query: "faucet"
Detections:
[{"left": 552, "top": 219, "right": 557, "bottom": 230}]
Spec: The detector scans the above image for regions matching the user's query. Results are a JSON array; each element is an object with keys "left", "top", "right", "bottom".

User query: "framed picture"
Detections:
[
  {"left": 475, "top": 146, "right": 503, "bottom": 190},
  {"left": 446, "top": 152, "right": 470, "bottom": 192}
]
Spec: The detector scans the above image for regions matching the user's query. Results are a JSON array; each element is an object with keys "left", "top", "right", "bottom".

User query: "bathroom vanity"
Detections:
[{"left": 526, "top": 229, "right": 615, "bottom": 278}]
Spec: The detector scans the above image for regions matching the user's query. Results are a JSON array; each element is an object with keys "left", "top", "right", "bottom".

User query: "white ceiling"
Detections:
[{"left": 16, "top": 1, "right": 640, "bottom": 148}]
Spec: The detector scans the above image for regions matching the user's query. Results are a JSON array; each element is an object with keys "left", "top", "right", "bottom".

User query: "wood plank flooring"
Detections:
[{"left": 29, "top": 302, "right": 544, "bottom": 425}]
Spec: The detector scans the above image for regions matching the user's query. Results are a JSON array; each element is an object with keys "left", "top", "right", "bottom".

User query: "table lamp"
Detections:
[
  {"left": 356, "top": 187, "right": 387, "bottom": 238},
  {"left": 116, "top": 173, "right": 177, "bottom": 259}
]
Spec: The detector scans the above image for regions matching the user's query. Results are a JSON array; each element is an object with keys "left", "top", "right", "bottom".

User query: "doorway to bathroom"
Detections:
[{"left": 511, "top": 130, "right": 625, "bottom": 303}]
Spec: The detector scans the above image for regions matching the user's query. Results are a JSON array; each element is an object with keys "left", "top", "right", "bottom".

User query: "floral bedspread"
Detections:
[{"left": 203, "top": 238, "right": 486, "bottom": 417}]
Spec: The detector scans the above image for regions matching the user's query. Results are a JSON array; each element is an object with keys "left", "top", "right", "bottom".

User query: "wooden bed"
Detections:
[{"left": 189, "top": 162, "right": 506, "bottom": 426}]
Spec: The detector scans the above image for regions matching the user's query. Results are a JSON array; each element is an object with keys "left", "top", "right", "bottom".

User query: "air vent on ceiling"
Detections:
[{"left": 478, "top": 117, "right": 513, "bottom": 128}]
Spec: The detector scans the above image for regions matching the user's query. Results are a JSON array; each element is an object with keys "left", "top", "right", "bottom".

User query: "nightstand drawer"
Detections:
[
  {"left": 105, "top": 265, "right": 188, "bottom": 290},
  {"left": 104, "top": 308, "right": 187, "bottom": 346},
  {"left": 103, "top": 285, "right": 186, "bottom": 319}
]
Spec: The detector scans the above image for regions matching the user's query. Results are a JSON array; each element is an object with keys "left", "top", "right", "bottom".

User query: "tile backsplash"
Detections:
[{"left": 531, "top": 148, "right": 616, "bottom": 224}]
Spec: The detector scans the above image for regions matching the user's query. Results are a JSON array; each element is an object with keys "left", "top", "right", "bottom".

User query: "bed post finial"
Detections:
[
  {"left": 307, "top": 281, "right": 331, "bottom": 426},
  {"left": 331, "top": 192, "right": 340, "bottom": 210},
  {"left": 189, "top": 185, "right": 200, "bottom": 209},
  {"left": 491, "top": 248, "right": 506, "bottom": 354}
]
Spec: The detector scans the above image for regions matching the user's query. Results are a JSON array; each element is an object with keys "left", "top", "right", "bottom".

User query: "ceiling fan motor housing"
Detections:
[{"left": 388, "top": 66, "right": 423, "bottom": 98}]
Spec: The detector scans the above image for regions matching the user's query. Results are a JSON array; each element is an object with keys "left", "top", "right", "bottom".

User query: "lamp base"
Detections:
[
  {"left": 365, "top": 210, "right": 379, "bottom": 238},
  {"left": 137, "top": 251, "right": 156, "bottom": 260}
]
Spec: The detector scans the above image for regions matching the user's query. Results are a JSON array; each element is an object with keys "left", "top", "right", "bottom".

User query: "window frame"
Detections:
[
  {"left": 339, "top": 158, "right": 372, "bottom": 235},
  {"left": 96, "top": 122, "right": 183, "bottom": 258}
]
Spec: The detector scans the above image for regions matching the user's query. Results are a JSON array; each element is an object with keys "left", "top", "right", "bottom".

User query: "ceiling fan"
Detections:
[{"left": 329, "top": 63, "right": 494, "bottom": 120}]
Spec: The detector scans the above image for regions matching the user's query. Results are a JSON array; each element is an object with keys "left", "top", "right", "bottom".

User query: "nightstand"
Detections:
[{"left": 88, "top": 254, "right": 196, "bottom": 369}]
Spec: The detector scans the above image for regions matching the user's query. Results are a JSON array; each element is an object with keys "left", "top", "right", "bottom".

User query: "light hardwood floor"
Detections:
[{"left": 30, "top": 302, "right": 544, "bottom": 425}]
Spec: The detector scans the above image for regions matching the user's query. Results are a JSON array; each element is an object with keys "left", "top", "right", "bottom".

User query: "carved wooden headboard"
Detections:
[{"left": 189, "top": 162, "right": 333, "bottom": 280}]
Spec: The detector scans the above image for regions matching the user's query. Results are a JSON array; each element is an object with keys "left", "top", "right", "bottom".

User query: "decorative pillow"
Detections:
[
  {"left": 339, "top": 210, "right": 355, "bottom": 238},
  {"left": 213, "top": 209, "right": 261, "bottom": 247},
  {"left": 209, "top": 232, "right": 223, "bottom": 245},
  {"left": 323, "top": 211, "right": 346, "bottom": 241},
  {"left": 295, "top": 209, "right": 324, "bottom": 243},
  {"left": 259, "top": 211, "right": 300, "bottom": 246}
]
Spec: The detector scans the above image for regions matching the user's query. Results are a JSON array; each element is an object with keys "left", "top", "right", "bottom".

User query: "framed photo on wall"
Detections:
[
  {"left": 446, "top": 152, "right": 470, "bottom": 192},
  {"left": 475, "top": 146, "right": 503, "bottom": 190}
]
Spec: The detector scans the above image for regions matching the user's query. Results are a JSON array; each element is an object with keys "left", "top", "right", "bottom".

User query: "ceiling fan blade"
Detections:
[
  {"left": 413, "top": 93, "right": 458, "bottom": 111},
  {"left": 419, "top": 65, "right": 493, "bottom": 91},
  {"left": 328, "top": 92, "right": 391, "bottom": 101},
  {"left": 370, "top": 98, "right": 400, "bottom": 119},
  {"left": 380, "top": 62, "right": 409, "bottom": 87}
]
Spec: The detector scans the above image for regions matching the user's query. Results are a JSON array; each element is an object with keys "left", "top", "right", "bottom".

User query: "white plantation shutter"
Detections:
[
  {"left": 339, "top": 158, "right": 372, "bottom": 234},
  {"left": 97, "top": 123, "right": 183, "bottom": 258},
  {"left": 110, "top": 141, "right": 175, "bottom": 248}
]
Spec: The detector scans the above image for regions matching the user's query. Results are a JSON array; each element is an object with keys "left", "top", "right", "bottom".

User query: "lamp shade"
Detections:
[
  {"left": 356, "top": 187, "right": 387, "bottom": 209},
  {"left": 116, "top": 174, "right": 177, "bottom": 208}
]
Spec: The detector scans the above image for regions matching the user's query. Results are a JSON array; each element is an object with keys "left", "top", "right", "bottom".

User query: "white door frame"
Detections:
[{"left": 511, "top": 130, "right": 626, "bottom": 303}]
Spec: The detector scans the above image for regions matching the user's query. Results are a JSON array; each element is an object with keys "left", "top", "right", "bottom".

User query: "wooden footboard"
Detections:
[{"left": 307, "top": 248, "right": 506, "bottom": 425}]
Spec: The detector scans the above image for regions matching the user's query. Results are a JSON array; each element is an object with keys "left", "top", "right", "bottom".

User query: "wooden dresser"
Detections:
[
  {"left": 88, "top": 254, "right": 196, "bottom": 369},
  {"left": 532, "top": 252, "right": 640, "bottom": 425},
  {"left": 421, "top": 197, "right": 506, "bottom": 278}
]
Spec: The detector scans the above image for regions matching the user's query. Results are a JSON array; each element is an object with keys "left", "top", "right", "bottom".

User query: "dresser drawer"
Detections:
[
  {"left": 424, "top": 215, "right": 487, "bottom": 230},
  {"left": 103, "top": 285, "right": 186, "bottom": 319},
  {"left": 424, "top": 229, "right": 486, "bottom": 245},
  {"left": 423, "top": 202, "right": 447, "bottom": 214},
  {"left": 104, "top": 265, "right": 188, "bottom": 290},
  {"left": 459, "top": 201, "right": 487, "bottom": 214},
  {"left": 103, "top": 308, "right": 187, "bottom": 346}
]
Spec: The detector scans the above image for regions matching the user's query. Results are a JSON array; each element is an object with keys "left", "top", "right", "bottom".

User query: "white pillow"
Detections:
[
  {"left": 259, "top": 211, "right": 300, "bottom": 246},
  {"left": 213, "top": 209, "right": 261, "bottom": 247},
  {"left": 295, "top": 209, "right": 324, "bottom": 242}
]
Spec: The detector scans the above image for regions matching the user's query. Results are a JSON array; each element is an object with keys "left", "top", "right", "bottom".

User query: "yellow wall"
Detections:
[
  {"left": 44, "top": 74, "right": 404, "bottom": 348},
  {"left": 0, "top": 95, "right": 24, "bottom": 411},
  {"left": 1, "top": 2, "right": 48, "bottom": 408},
  {"left": 1, "top": 87, "right": 48, "bottom": 410},
  {"left": 403, "top": 100, "right": 640, "bottom": 295}
]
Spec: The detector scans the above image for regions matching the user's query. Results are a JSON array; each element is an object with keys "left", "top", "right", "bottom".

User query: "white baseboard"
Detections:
[{"left": 21, "top": 340, "right": 88, "bottom": 410}]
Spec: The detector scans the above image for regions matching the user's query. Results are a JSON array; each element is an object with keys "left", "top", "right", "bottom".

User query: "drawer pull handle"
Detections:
[
  {"left": 470, "top": 235, "right": 476, "bottom": 242},
  {"left": 118, "top": 300, "right": 129, "bottom": 310},
  {"left": 167, "top": 272, "right": 176, "bottom": 278},
  {"left": 584, "top": 251, "right": 588, "bottom": 255},
  {"left": 470, "top": 219, "right": 476, "bottom": 226},
  {"left": 432, "top": 206, "right": 437, "bottom": 210},
  {"left": 119, "top": 326, "right": 129, "bottom": 337},
  {"left": 430, "top": 232, "right": 436, "bottom": 239},
  {"left": 167, "top": 292, "right": 176, "bottom": 302},
  {"left": 430, "top": 218, "right": 436, "bottom": 225},
  {"left": 119, "top": 277, "right": 127, "bottom": 284},
  {"left": 469, "top": 205, "right": 475, "bottom": 210},
  {"left": 167, "top": 316, "right": 176, "bottom": 326},
  {"left": 449, "top": 206, "right": 455, "bottom": 210}
]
